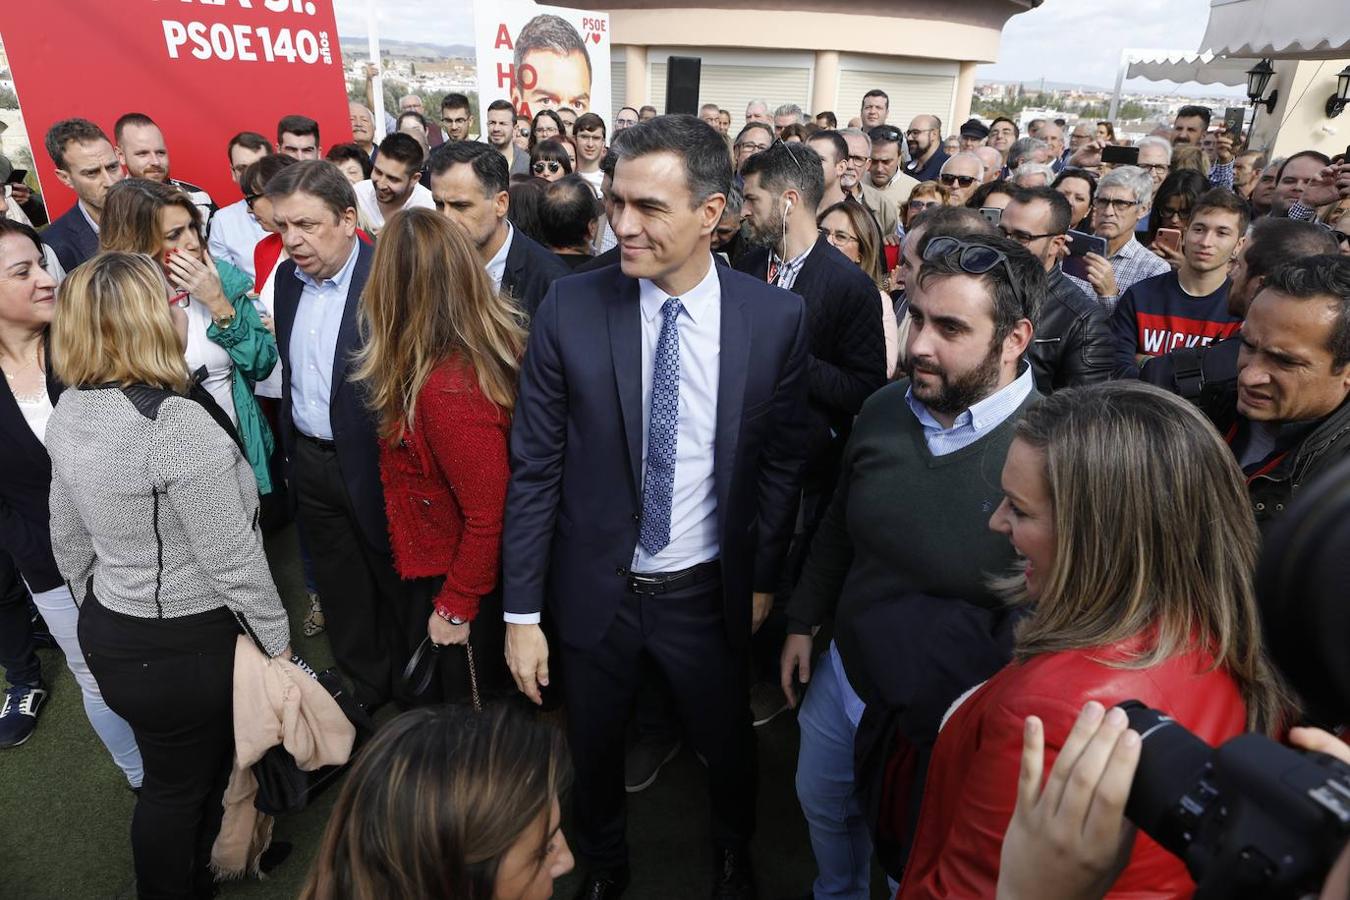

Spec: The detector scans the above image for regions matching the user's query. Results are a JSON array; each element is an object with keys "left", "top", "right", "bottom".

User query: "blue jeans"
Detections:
[{"left": 796, "top": 644, "right": 872, "bottom": 900}]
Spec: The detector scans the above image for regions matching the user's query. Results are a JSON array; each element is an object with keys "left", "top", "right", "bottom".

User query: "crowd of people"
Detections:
[{"left": 1, "top": 81, "right": 1350, "bottom": 900}]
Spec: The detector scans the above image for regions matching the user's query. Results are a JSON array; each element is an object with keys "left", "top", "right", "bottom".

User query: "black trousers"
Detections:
[
  {"left": 0, "top": 551, "right": 40, "bottom": 689},
  {"left": 79, "top": 595, "right": 236, "bottom": 900},
  {"left": 399, "top": 576, "right": 513, "bottom": 706},
  {"left": 292, "top": 437, "right": 406, "bottom": 708},
  {"left": 562, "top": 580, "right": 756, "bottom": 871}
]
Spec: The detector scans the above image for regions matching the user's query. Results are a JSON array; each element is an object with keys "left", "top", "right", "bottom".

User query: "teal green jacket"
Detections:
[{"left": 205, "top": 260, "right": 277, "bottom": 494}]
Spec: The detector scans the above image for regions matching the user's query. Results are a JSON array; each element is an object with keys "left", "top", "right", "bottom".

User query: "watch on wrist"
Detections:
[
  {"left": 212, "top": 310, "right": 236, "bottom": 329},
  {"left": 435, "top": 607, "right": 467, "bottom": 626}
]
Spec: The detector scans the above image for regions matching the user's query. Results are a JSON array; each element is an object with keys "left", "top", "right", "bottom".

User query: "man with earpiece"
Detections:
[{"left": 736, "top": 140, "right": 888, "bottom": 726}]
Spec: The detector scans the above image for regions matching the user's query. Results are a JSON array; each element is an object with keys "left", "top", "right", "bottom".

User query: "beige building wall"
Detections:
[{"left": 1252, "top": 58, "right": 1350, "bottom": 160}]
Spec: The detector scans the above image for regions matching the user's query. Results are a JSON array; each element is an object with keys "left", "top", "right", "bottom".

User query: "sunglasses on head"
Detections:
[
  {"left": 921, "top": 235, "right": 1015, "bottom": 281},
  {"left": 532, "top": 161, "right": 563, "bottom": 174},
  {"left": 939, "top": 173, "right": 978, "bottom": 188},
  {"left": 871, "top": 127, "right": 902, "bottom": 143}
]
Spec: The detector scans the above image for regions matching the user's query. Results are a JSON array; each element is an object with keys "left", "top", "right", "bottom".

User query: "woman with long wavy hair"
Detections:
[
  {"left": 898, "top": 381, "right": 1291, "bottom": 899},
  {"left": 301, "top": 704, "right": 574, "bottom": 900},
  {"left": 352, "top": 207, "right": 526, "bottom": 703}
]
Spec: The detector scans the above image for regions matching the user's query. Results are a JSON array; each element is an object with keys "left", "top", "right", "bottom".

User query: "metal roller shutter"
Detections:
[
  {"left": 649, "top": 62, "right": 811, "bottom": 134},
  {"left": 836, "top": 70, "right": 957, "bottom": 135},
  {"left": 611, "top": 60, "right": 627, "bottom": 115}
]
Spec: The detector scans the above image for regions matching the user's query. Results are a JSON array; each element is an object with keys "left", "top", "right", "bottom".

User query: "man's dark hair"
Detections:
[
  {"left": 1190, "top": 187, "right": 1250, "bottom": 233},
  {"left": 1175, "top": 104, "right": 1212, "bottom": 128},
  {"left": 911, "top": 205, "right": 996, "bottom": 251},
  {"left": 862, "top": 89, "right": 889, "bottom": 108},
  {"left": 807, "top": 130, "right": 850, "bottom": 166},
  {"left": 1261, "top": 255, "right": 1350, "bottom": 368},
  {"left": 618, "top": 106, "right": 639, "bottom": 120},
  {"left": 376, "top": 132, "right": 425, "bottom": 172},
  {"left": 44, "top": 118, "right": 112, "bottom": 169},
  {"left": 262, "top": 159, "right": 356, "bottom": 220},
  {"left": 1009, "top": 185, "right": 1073, "bottom": 236},
  {"left": 1275, "top": 150, "right": 1333, "bottom": 187},
  {"left": 228, "top": 131, "right": 272, "bottom": 160},
  {"left": 325, "top": 143, "right": 373, "bottom": 180},
  {"left": 441, "top": 93, "right": 471, "bottom": 113},
  {"left": 574, "top": 112, "right": 606, "bottom": 137},
  {"left": 868, "top": 125, "right": 903, "bottom": 149},
  {"left": 514, "top": 14, "right": 592, "bottom": 88},
  {"left": 741, "top": 141, "right": 825, "bottom": 210},
  {"left": 917, "top": 231, "right": 1044, "bottom": 340},
  {"left": 487, "top": 99, "right": 515, "bottom": 114},
  {"left": 277, "top": 114, "right": 320, "bottom": 145},
  {"left": 816, "top": 111, "right": 838, "bottom": 129},
  {"left": 735, "top": 121, "right": 775, "bottom": 148},
  {"left": 1244, "top": 218, "right": 1341, "bottom": 282},
  {"left": 427, "top": 139, "right": 510, "bottom": 195},
  {"left": 639, "top": 105, "right": 658, "bottom": 117},
  {"left": 241, "top": 153, "right": 298, "bottom": 196},
  {"left": 539, "top": 174, "right": 599, "bottom": 248},
  {"left": 966, "top": 180, "right": 1017, "bottom": 210},
  {"left": 113, "top": 112, "right": 157, "bottom": 145},
  {"left": 990, "top": 116, "right": 1020, "bottom": 138},
  {"left": 617, "top": 115, "right": 730, "bottom": 204}
]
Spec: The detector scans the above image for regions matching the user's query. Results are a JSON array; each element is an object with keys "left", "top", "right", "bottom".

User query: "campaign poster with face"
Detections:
[{"left": 473, "top": 1, "right": 610, "bottom": 138}]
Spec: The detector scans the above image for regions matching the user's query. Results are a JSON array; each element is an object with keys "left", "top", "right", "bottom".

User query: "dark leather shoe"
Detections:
[
  {"left": 573, "top": 869, "right": 630, "bottom": 900},
  {"left": 711, "top": 847, "right": 757, "bottom": 899}
]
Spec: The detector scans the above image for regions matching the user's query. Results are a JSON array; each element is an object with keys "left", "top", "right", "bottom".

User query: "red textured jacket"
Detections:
[
  {"left": 379, "top": 357, "right": 510, "bottom": 621},
  {"left": 897, "top": 639, "right": 1249, "bottom": 900}
]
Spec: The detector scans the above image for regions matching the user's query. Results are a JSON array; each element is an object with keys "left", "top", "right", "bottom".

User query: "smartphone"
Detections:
[
  {"left": 1101, "top": 145, "right": 1139, "bottom": 166},
  {"left": 1223, "top": 107, "right": 1246, "bottom": 138},
  {"left": 4, "top": 168, "right": 27, "bottom": 185},
  {"left": 1062, "top": 229, "right": 1107, "bottom": 280},
  {"left": 1155, "top": 227, "right": 1182, "bottom": 254},
  {"left": 979, "top": 207, "right": 1003, "bottom": 226}
]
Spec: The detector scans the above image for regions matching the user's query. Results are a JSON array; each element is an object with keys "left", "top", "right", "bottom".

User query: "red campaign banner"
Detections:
[{"left": 0, "top": 0, "right": 352, "bottom": 217}]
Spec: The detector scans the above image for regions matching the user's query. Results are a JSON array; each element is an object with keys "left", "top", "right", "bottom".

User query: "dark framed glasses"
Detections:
[
  {"left": 244, "top": 192, "right": 262, "bottom": 209},
  {"left": 1334, "top": 231, "right": 1350, "bottom": 247},
  {"left": 939, "top": 173, "right": 978, "bottom": 188},
  {"left": 998, "top": 224, "right": 1061, "bottom": 244},
  {"left": 922, "top": 235, "right": 1015, "bottom": 281},
  {"left": 532, "top": 161, "right": 563, "bottom": 175}
]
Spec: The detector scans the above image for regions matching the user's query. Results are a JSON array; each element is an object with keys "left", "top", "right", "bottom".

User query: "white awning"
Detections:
[
  {"left": 1125, "top": 50, "right": 1249, "bottom": 87},
  {"left": 1200, "top": 0, "right": 1350, "bottom": 60}
]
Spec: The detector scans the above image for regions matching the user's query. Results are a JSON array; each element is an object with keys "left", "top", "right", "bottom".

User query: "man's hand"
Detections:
[
  {"left": 1214, "top": 132, "right": 1236, "bottom": 165},
  {"left": 1298, "top": 163, "right": 1350, "bottom": 208},
  {"left": 780, "top": 633, "right": 814, "bottom": 708},
  {"left": 1068, "top": 140, "right": 1104, "bottom": 171},
  {"left": 751, "top": 591, "right": 772, "bottom": 634},
  {"left": 364, "top": 62, "right": 378, "bottom": 81},
  {"left": 996, "top": 702, "right": 1141, "bottom": 900},
  {"left": 1289, "top": 726, "right": 1350, "bottom": 764},
  {"left": 1082, "top": 252, "right": 1117, "bottom": 299},
  {"left": 9, "top": 183, "right": 31, "bottom": 206},
  {"left": 505, "top": 622, "right": 550, "bottom": 705}
]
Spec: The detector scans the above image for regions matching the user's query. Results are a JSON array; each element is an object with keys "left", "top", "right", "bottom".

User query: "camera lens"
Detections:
[{"left": 1117, "top": 701, "right": 1219, "bottom": 855}]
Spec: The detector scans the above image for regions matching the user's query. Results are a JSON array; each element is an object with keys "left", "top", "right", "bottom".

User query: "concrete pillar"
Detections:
[
  {"left": 625, "top": 44, "right": 649, "bottom": 108},
  {"left": 952, "top": 61, "right": 978, "bottom": 134},
  {"left": 1259, "top": 58, "right": 1350, "bottom": 159},
  {"left": 813, "top": 50, "right": 840, "bottom": 116}
]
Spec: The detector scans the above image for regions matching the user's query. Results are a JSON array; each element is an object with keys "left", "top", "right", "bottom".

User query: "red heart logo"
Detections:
[{"left": 589, "top": 31, "right": 601, "bottom": 44}]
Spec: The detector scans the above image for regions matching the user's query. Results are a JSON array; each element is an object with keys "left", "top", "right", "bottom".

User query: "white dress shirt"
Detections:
[
  {"left": 485, "top": 221, "right": 515, "bottom": 293},
  {"left": 631, "top": 259, "right": 722, "bottom": 574},
  {"left": 207, "top": 199, "right": 266, "bottom": 280},
  {"left": 353, "top": 179, "right": 434, "bottom": 232}
]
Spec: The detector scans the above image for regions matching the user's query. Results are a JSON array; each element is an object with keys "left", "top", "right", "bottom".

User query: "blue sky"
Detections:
[{"left": 332, "top": 0, "right": 1243, "bottom": 96}]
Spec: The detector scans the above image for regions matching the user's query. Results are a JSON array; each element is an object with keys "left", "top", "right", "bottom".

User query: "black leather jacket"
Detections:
[{"left": 1028, "top": 268, "right": 1115, "bottom": 394}]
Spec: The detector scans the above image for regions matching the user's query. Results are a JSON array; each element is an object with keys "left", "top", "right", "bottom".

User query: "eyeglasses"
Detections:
[
  {"left": 905, "top": 127, "right": 935, "bottom": 137},
  {"left": 848, "top": 154, "right": 870, "bottom": 167},
  {"left": 871, "top": 127, "right": 903, "bottom": 143},
  {"left": 908, "top": 199, "right": 941, "bottom": 211},
  {"left": 939, "top": 173, "right": 978, "bottom": 188},
  {"left": 244, "top": 192, "right": 262, "bottom": 209},
  {"left": 1093, "top": 197, "right": 1142, "bottom": 212},
  {"left": 737, "top": 141, "right": 770, "bottom": 154},
  {"left": 922, "top": 235, "right": 1015, "bottom": 282},
  {"left": 1140, "top": 163, "right": 1169, "bottom": 174},
  {"left": 998, "top": 224, "right": 1061, "bottom": 244},
  {"left": 1334, "top": 231, "right": 1350, "bottom": 246},
  {"left": 818, "top": 227, "right": 859, "bottom": 246},
  {"left": 532, "top": 161, "right": 563, "bottom": 175},
  {"left": 442, "top": 116, "right": 469, "bottom": 127}
]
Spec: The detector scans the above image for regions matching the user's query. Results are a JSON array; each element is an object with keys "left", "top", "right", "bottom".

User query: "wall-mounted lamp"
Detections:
[
  {"left": 1325, "top": 64, "right": 1350, "bottom": 119},
  {"left": 1246, "top": 59, "right": 1279, "bottom": 114}
]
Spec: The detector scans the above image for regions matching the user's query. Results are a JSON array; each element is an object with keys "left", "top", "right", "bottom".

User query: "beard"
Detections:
[
  {"left": 744, "top": 207, "right": 785, "bottom": 248},
  {"left": 905, "top": 338, "right": 1005, "bottom": 416}
]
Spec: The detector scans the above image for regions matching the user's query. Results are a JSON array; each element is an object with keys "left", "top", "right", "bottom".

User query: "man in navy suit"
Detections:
[
  {"left": 265, "top": 160, "right": 403, "bottom": 709},
  {"left": 503, "top": 116, "right": 810, "bottom": 899},
  {"left": 41, "top": 118, "right": 125, "bottom": 274}
]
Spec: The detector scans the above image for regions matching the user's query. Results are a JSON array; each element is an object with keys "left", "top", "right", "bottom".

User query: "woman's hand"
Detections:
[
  {"left": 428, "top": 610, "right": 470, "bottom": 646},
  {"left": 166, "top": 248, "right": 231, "bottom": 319},
  {"left": 1149, "top": 240, "right": 1184, "bottom": 270},
  {"left": 996, "top": 702, "right": 1141, "bottom": 900}
]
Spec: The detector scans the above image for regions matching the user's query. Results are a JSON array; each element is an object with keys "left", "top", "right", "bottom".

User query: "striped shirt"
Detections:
[{"left": 1073, "top": 235, "right": 1171, "bottom": 312}]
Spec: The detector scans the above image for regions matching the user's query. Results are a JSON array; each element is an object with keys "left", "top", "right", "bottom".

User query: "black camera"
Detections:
[{"left": 1119, "top": 700, "right": 1350, "bottom": 899}]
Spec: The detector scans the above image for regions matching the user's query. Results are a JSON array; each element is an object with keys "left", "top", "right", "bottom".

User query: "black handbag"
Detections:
[{"left": 400, "top": 637, "right": 483, "bottom": 711}]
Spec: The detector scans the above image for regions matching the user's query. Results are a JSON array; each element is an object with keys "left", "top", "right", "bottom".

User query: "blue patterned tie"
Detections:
[{"left": 639, "top": 297, "right": 682, "bottom": 556}]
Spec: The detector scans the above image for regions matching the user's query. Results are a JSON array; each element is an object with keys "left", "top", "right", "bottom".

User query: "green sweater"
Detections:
[{"left": 787, "top": 380, "right": 1037, "bottom": 704}]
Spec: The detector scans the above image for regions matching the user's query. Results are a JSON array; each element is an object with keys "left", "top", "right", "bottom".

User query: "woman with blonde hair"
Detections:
[
  {"left": 353, "top": 207, "right": 526, "bottom": 703},
  {"left": 898, "top": 381, "right": 1290, "bottom": 899},
  {"left": 47, "top": 251, "right": 290, "bottom": 899},
  {"left": 301, "top": 704, "right": 573, "bottom": 899},
  {"left": 817, "top": 201, "right": 900, "bottom": 376},
  {"left": 99, "top": 177, "right": 278, "bottom": 495}
]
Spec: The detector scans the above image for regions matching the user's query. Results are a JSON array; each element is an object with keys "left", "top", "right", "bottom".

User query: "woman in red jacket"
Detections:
[
  {"left": 897, "top": 381, "right": 1291, "bottom": 900},
  {"left": 353, "top": 207, "right": 527, "bottom": 703}
]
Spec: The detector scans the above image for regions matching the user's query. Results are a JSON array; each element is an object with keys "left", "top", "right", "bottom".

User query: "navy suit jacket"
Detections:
[
  {"left": 503, "top": 229, "right": 571, "bottom": 317},
  {"left": 272, "top": 240, "right": 389, "bottom": 554},
  {"left": 42, "top": 203, "right": 99, "bottom": 274},
  {"left": 502, "top": 261, "right": 811, "bottom": 651}
]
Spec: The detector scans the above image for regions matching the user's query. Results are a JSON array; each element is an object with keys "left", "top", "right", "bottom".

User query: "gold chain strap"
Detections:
[{"left": 465, "top": 643, "right": 482, "bottom": 712}]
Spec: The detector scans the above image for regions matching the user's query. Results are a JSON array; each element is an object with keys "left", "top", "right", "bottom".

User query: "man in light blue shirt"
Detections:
[{"left": 207, "top": 132, "right": 270, "bottom": 279}]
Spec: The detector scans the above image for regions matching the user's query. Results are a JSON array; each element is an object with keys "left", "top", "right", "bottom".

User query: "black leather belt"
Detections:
[
  {"left": 297, "top": 432, "right": 337, "bottom": 451},
  {"left": 626, "top": 559, "right": 721, "bottom": 595}
]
